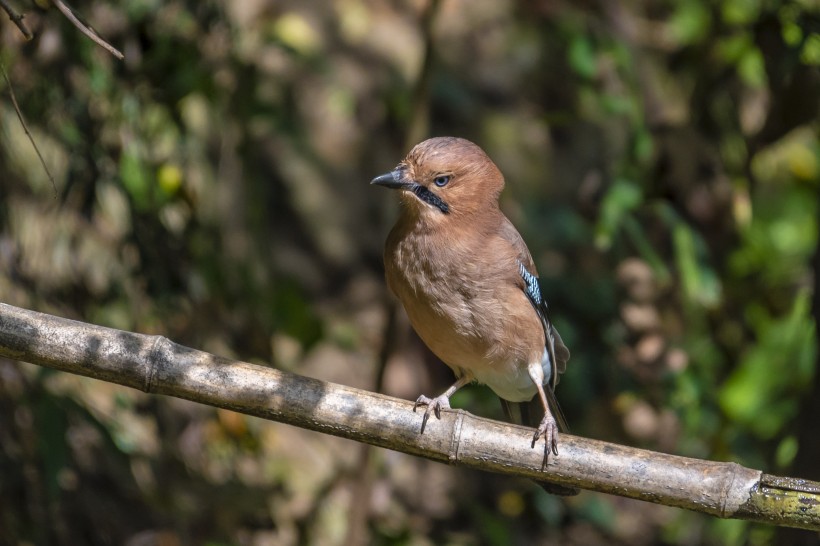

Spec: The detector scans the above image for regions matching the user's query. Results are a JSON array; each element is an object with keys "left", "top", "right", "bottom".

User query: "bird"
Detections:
[{"left": 371, "top": 136, "right": 574, "bottom": 487}]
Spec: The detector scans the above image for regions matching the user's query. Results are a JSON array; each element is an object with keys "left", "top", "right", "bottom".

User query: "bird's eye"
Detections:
[{"left": 433, "top": 175, "right": 451, "bottom": 187}]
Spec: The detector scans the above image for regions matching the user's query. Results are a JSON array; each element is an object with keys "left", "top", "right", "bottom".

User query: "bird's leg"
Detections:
[
  {"left": 527, "top": 363, "right": 559, "bottom": 467},
  {"left": 413, "top": 375, "right": 471, "bottom": 434}
]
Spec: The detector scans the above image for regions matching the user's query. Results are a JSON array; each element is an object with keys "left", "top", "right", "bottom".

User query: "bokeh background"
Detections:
[{"left": 1, "top": 0, "right": 819, "bottom": 544}]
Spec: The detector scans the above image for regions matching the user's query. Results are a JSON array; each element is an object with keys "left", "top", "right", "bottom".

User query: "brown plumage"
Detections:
[{"left": 372, "top": 137, "right": 573, "bottom": 490}]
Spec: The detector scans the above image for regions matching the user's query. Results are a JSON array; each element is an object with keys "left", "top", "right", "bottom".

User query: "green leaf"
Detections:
[
  {"left": 738, "top": 47, "right": 766, "bottom": 87},
  {"left": 623, "top": 216, "right": 671, "bottom": 284},
  {"left": 719, "top": 290, "right": 816, "bottom": 438},
  {"left": 716, "top": 34, "right": 753, "bottom": 63},
  {"left": 120, "top": 149, "right": 151, "bottom": 211},
  {"left": 595, "top": 178, "right": 642, "bottom": 248},
  {"left": 722, "top": 0, "right": 761, "bottom": 26},
  {"left": 670, "top": 2, "right": 711, "bottom": 44},
  {"left": 801, "top": 32, "right": 820, "bottom": 66},
  {"left": 775, "top": 435, "right": 798, "bottom": 468},
  {"left": 672, "top": 223, "right": 721, "bottom": 307},
  {"left": 568, "top": 35, "right": 597, "bottom": 79}
]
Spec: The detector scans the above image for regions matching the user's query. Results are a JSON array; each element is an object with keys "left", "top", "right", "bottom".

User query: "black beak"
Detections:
[
  {"left": 370, "top": 170, "right": 406, "bottom": 190},
  {"left": 371, "top": 168, "right": 450, "bottom": 214}
]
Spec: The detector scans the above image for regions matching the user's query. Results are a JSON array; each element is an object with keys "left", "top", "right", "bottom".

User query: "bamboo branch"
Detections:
[{"left": 0, "top": 302, "right": 817, "bottom": 530}]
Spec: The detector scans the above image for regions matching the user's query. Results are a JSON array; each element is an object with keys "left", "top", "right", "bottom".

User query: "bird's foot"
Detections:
[
  {"left": 413, "top": 394, "right": 451, "bottom": 434},
  {"left": 532, "top": 411, "right": 560, "bottom": 467}
]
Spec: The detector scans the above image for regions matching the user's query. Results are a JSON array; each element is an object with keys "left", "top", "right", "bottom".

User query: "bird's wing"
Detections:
[
  {"left": 497, "top": 218, "right": 570, "bottom": 381},
  {"left": 517, "top": 261, "right": 569, "bottom": 383},
  {"left": 497, "top": 216, "right": 538, "bottom": 272},
  {"left": 496, "top": 217, "right": 571, "bottom": 434}
]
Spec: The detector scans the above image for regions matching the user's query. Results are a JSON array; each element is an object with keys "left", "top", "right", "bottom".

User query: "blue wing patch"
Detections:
[
  {"left": 518, "top": 260, "right": 556, "bottom": 376},
  {"left": 519, "top": 261, "right": 543, "bottom": 306}
]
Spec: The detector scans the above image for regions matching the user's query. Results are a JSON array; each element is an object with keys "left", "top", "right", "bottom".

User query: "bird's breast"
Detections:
[
  {"left": 384, "top": 226, "right": 544, "bottom": 395},
  {"left": 386, "top": 232, "right": 486, "bottom": 349}
]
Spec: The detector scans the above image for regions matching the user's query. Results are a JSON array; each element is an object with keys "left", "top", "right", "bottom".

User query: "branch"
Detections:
[
  {"left": 0, "top": 0, "right": 31, "bottom": 39},
  {"left": 0, "top": 0, "right": 34, "bottom": 40},
  {"left": 52, "top": 0, "right": 123, "bottom": 60},
  {"left": 0, "top": 302, "right": 817, "bottom": 530}
]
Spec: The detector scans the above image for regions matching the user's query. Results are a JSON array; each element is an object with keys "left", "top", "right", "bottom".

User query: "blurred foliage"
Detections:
[{"left": 1, "top": 0, "right": 819, "bottom": 545}]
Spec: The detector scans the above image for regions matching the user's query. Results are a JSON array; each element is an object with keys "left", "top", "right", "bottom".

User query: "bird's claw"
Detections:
[
  {"left": 413, "top": 394, "right": 451, "bottom": 434},
  {"left": 532, "top": 412, "right": 560, "bottom": 467}
]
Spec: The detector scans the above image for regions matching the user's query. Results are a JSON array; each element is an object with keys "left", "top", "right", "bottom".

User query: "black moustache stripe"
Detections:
[{"left": 411, "top": 184, "right": 449, "bottom": 214}]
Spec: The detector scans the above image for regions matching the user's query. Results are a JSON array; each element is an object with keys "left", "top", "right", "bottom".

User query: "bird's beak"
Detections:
[{"left": 370, "top": 170, "right": 407, "bottom": 190}]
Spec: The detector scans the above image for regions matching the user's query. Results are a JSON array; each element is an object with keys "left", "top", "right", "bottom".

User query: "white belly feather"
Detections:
[{"left": 473, "top": 347, "right": 552, "bottom": 402}]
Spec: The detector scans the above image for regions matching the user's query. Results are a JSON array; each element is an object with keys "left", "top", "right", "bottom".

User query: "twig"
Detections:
[
  {"left": 0, "top": 302, "right": 819, "bottom": 530},
  {"left": 0, "top": 0, "right": 31, "bottom": 40},
  {"left": 0, "top": 62, "right": 58, "bottom": 197},
  {"left": 52, "top": 0, "right": 123, "bottom": 60}
]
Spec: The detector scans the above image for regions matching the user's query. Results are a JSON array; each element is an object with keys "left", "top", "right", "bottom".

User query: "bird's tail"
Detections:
[{"left": 500, "top": 395, "right": 580, "bottom": 496}]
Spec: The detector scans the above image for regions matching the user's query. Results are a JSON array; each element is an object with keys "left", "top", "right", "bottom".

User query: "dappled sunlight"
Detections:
[{"left": 1, "top": 0, "right": 818, "bottom": 544}]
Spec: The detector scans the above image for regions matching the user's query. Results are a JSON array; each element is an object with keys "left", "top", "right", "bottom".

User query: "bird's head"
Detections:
[{"left": 371, "top": 137, "right": 505, "bottom": 221}]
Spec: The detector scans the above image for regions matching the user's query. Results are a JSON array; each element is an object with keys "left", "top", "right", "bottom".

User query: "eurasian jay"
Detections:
[{"left": 372, "top": 136, "right": 572, "bottom": 472}]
